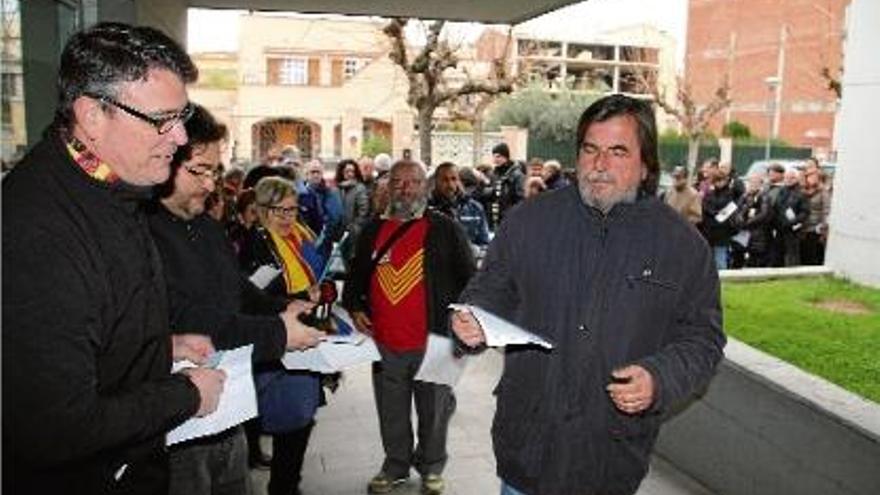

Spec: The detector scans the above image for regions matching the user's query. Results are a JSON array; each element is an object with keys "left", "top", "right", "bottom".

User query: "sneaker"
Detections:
[
  {"left": 421, "top": 474, "right": 445, "bottom": 495},
  {"left": 367, "top": 472, "right": 408, "bottom": 494}
]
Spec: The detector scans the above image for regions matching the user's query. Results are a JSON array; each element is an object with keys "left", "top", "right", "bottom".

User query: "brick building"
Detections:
[{"left": 686, "top": 0, "right": 849, "bottom": 154}]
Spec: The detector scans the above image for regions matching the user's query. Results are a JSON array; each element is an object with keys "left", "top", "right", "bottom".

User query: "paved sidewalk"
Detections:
[{"left": 252, "top": 350, "right": 714, "bottom": 495}]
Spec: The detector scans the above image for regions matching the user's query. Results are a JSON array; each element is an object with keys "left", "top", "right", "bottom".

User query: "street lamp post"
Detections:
[{"left": 764, "top": 76, "right": 781, "bottom": 159}]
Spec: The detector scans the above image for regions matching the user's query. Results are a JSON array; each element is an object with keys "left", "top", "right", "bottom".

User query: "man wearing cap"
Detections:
[
  {"left": 664, "top": 166, "right": 702, "bottom": 225},
  {"left": 488, "top": 142, "right": 526, "bottom": 228}
]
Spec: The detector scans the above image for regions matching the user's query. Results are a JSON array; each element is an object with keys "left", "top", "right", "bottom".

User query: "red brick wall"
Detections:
[{"left": 686, "top": 0, "right": 848, "bottom": 149}]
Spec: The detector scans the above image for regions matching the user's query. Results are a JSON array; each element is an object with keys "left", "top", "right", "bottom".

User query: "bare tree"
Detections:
[
  {"left": 383, "top": 18, "right": 514, "bottom": 166},
  {"left": 651, "top": 75, "right": 732, "bottom": 176}
]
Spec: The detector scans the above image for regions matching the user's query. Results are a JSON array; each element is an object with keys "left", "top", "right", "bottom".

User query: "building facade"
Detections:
[
  {"left": 686, "top": 0, "right": 849, "bottom": 153},
  {"left": 476, "top": 23, "right": 680, "bottom": 131},
  {"left": 1, "top": 0, "right": 26, "bottom": 168},
  {"left": 189, "top": 13, "right": 413, "bottom": 164}
]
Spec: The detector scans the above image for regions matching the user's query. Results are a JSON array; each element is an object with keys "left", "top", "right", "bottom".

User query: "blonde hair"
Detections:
[{"left": 254, "top": 176, "right": 298, "bottom": 224}]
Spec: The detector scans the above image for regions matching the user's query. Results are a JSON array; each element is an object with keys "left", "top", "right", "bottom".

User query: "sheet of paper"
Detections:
[
  {"left": 785, "top": 207, "right": 796, "bottom": 222},
  {"left": 731, "top": 230, "right": 751, "bottom": 247},
  {"left": 281, "top": 336, "right": 380, "bottom": 373},
  {"left": 414, "top": 334, "right": 467, "bottom": 386},
  {"left": 249, "top": 265, "right": 281, "bottom": 290},
  {"left": 449, "top": 304, "right": 553, "bottom": 349},
  {"left": 715, "top": 201, "right": 738, "bottom": 224},
  {"left": 167, "top": 345, "right": 257, "bottom": 446}
]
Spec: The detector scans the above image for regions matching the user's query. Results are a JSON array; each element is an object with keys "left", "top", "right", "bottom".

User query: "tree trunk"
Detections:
[
  {"left": 472, "top": 115, "right": 484, "bottom": 167},
  {"left": 418, "top": 107, "right": 434, "bottom": 167},
  {"left": 686, "top": 136, "right": 701, "bottom": 177}
]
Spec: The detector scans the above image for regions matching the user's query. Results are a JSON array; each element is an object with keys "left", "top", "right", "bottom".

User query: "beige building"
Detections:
[{"left": 189, "top": 13, "right": 412, "bottom": 164}]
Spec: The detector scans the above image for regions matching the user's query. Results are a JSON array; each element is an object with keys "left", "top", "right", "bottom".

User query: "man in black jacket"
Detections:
[
  {"left": 147, "top": 104, "right": 323, "bottom": 495},
  {"left": 343, "top": 160, "right": 475, "bottom": 495},
  {"left": 488, "top": 142, "right": 526, "bottom": 229},
  {"left": 2, "top": 23, "right": 226, "bottom": 494},
  {"left": 453, "top": 95, "right": 726, "bottom": 495},
  {"left": 771, "top": 169, "right": 809, "bottom": 266}
]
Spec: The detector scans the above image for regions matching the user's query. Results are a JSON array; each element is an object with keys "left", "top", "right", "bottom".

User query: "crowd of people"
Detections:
[
  {"left": 663, "top": 156, "right": 833, "bottom": 270},
  {"left": 3, "top": 22, "right": 730, "bottom": 495}
]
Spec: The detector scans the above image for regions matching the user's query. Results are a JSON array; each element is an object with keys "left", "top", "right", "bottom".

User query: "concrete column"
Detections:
[
  {"left": 318, "top": 118, "right": 338, "bottom": 160},
  {"left": 501, "top": 126, "right": 528, "bottom": 161},
  {"left": 342, "top": 109, "right": 363, "bottom": 159},
  {"left": 392, "top": 110, "right": 415, "bottom": 160},
  {"left": 718, "top": 137, "right": 733, "bottom": 166},
  {"left": 136, "top": 0, "right": 188, "bottom": 48},
  {"left": 21, "top": 0, "right": 69, "bottom": 147},
  {"left": 826, "top": 0, "right": 880, "bottom": 287},
  {"left": 236, "top": 117, "right": 260, "bottom": 164}
]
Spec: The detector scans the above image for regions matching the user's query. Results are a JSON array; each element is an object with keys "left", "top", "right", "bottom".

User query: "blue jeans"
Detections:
[
  {"left": 501, "top": 480, "right": 528, "bottom": 495},
  {"left": 713, "top": 245, "right": 729, "bottom": 270}
]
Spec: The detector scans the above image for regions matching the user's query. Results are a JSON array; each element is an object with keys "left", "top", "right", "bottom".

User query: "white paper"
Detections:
[
  {"left": 449, "top": 304, "right": 553, "bottom": 349},
  {"left": 167, "top": 345, "right": 258, "bottom": 446},
  {"left": 714, "top": 201, "right": 738, "bottom": 224},
  {"left": 732, "top": 230, "right": 751, "bottom": 247},
  {"left": 414, "top": 334, "right": 467, "bottom": 386},
  {"left": 249, "top": 265, "right": 281, "bottom": 290},
  {"left": 785, "top": 207, "right": 796, "bottom": 222},
  {"left": 281, "top": 335, "right": 380, "bottom": 373}
]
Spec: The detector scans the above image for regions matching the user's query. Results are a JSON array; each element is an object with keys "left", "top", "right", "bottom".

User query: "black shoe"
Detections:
[{"left": 249, "top": 451, "right": 272, "bottom": 470}]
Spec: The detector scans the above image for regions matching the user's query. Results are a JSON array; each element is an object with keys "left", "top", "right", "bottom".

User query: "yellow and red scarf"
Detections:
[
  {"left": 66, "top": 134, "right": 119, "bottom": 183},
  {"left": 268, "top": 222, "right": 318, "bottom": 294}
]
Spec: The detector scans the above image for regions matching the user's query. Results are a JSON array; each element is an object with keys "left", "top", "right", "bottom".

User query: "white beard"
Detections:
[{"left": 577, "top": 170, "right": 639, "bottom": 214}]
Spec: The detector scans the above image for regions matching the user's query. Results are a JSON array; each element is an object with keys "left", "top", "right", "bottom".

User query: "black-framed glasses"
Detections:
[
  {"left": 182, "top": 164, "right": 223, "bottom": 182},
  {"left": 85, "top": 92, "right": 194, "bottom": 135},
  {"left": 265, "top": 205, "right": 298, "bottom": 217}
]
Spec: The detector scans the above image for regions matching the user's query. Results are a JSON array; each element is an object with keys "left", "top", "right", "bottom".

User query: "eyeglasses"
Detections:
[
  {"left": 182, "top": 164, "right": 223, "bottom": 182},
  {"left": 85, "top": 92, "right": 194, "bottom": 135},
  {"left": 266, "top": 205, "right": 298, "bottom": 217}
]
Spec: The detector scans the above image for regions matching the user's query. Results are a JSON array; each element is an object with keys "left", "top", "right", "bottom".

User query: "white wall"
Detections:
[{"left": 825, "top": 0, "right": 880, "bottom": 288}]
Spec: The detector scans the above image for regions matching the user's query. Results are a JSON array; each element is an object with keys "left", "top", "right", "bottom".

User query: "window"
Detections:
[
  {"left": 343, "top": 58, "right": 360, "bottom": 79},
  {"left": 279, "top": 58, "right": 307, "bottom": 85}
]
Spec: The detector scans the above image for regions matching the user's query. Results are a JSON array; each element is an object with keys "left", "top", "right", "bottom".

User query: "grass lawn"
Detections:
[{"left": 721, "top": 277, "right": 880, "bottom": 404}]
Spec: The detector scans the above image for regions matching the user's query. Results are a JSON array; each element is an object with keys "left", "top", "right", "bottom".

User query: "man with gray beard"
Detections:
[
  {"left": 343, "top": 160, "right": 476, "bottom": 495},
  {"left": 452, "top": 95, "right": 726, "bottom": 495}
]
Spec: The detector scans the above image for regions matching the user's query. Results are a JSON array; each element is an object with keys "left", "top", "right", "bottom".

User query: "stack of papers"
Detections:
[{"left": 167, "top": 345, "right": 258, "bottom": 446}]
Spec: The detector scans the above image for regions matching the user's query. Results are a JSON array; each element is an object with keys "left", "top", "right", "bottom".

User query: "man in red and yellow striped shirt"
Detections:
[{"left": 344, "top": 160, "right": 476, "bottom": 495}]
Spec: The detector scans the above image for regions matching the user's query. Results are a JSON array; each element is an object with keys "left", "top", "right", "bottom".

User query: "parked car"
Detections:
[
  {"left": 745, "top": 159, "right": 837, "bottom": 181},
  {"left": 744, "top": 159, "right": 804, "bottom": 178}
]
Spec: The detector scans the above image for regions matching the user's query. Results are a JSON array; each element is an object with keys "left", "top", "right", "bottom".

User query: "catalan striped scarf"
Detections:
[
  {"left": 268, "top": 222, "right": 324, "bottom": 294},
  {"left": 66, "top": 134, "right": 119, "bottom": 183}
]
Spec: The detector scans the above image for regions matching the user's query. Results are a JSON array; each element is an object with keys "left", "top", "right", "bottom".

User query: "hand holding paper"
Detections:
[
  {"left": 168, "top": 345, "right": 258, "bottom": 446},
  {"left": 449, "top": 304, "right": 553, "bottom": 349},
  {"left": 451, "top": 310, "right": 486, "bottom": 347},
  {"left": 280, "top": 300, "right": 325, "bottom": 350},
  {"left": 181, "top": 367, "right": 226, "bottom": 417}
]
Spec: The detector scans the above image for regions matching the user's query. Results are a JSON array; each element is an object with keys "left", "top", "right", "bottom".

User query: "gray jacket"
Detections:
[
  {"left": 461, "top": 185, "right": 726, "bottom": 495},
  {"left": 338, "top": 180, "right": 370, "bottom": 243}
]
